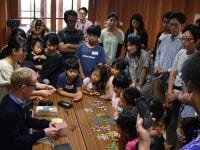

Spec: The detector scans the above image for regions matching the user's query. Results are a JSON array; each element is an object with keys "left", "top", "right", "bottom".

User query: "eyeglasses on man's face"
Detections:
[
  {"left": 23, "top": 84, "right": 37, "bottom": 89},
  {"left": 180, "top": 37, "right": 194, "bottom": 42}
]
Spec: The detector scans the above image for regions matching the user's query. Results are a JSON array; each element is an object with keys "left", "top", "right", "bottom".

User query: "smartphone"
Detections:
[
  {"left": 135, "top": 96, "right": 153, "bottom": 129},
  {"left": 153, "top": 72, "right": 161, "bottom": 77}
]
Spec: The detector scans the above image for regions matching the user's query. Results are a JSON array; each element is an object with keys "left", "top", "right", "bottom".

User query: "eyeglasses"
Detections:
[{"left": 180, "top": 37, "right": 194, "bottom": 42}]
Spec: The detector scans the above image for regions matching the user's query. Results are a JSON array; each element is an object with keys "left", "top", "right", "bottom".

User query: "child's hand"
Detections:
[
  {"left": 39, "top": 55, "right": 47, "bottom": 60},
  {"left": 100, "top": 95, "right": 111, "bottom": 100},
  {"left": 90, "top": 91, "right": 100, "bottom": 96},
  {"left": 73, "top": 93, "right": 82, "bottom": 101},
  {"left": 33, "top": 55, "right": 40, "bottom": 60},
  {"left": 35, "top": 65, "right": 43, "bottom": 70}
]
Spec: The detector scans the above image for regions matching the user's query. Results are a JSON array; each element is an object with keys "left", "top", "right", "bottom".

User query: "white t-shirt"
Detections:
[
  {"left": 171, "top": 49, "right": 189, "bottom": 87},
  {"left": 0, "top": 59, "right": 20, "bottom": 101}
]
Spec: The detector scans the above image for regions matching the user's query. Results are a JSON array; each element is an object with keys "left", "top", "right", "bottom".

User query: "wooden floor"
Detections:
[{"left": 32, "top": 93, "right": 117, "bottom": 150}]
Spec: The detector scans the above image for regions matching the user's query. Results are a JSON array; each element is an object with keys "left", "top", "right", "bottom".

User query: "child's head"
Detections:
[
  {"left": 116, "top": 110, "right": 138, "bottom": 146},
  {"left": 119, "top": 87, "right": 141, "bottom": 108},
  {"left": 65, "top": 57, "right": 79, "bottom": 80},
  {"left": 87, "top": 25, "right": 101, "bottom": 46},
  {"left": 91, "top": 65, "right": 108, "bottom": 91},
  {"left": 45, "top": 32, "right": 59, "bottom": 53},
  {"left": 112, "top": 75, "right": 130, "bottom": 97},
  {"left": 31, "top": 38, "right": 43, "bottom": 55},
  {"left": 146, "top": 96, "right": 164, "bottom": 121},
  {"left": 111, "top": 58, "right": 126, "bottom": 76}
]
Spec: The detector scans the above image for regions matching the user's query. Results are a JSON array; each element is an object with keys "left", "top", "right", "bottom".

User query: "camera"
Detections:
[
  {"left": 35, "top": 19, "right": 42, "bottom": 29},
  {"left": 7, "top": 19, "right": 20, "bottom": 28}
]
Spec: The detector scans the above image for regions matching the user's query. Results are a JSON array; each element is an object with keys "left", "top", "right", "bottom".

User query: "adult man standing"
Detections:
[
  {"left": 57, "top": 10, "right": 84, "bottom": 59},
  {"left": 0, "top": 67, "right": 59, "bottom": 150},
  {"left": 76, "top": 7, "right": 93, "bottom": 42}
]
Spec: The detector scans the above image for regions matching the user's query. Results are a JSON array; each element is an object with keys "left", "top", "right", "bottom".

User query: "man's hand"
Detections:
[{"left": 44, "top": 127, "right": 59, "bottom": 138}]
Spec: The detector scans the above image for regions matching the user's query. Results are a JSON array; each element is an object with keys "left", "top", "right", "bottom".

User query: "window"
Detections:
[{"left": 19, "top": 0, "right": 89, "bottom": 32}]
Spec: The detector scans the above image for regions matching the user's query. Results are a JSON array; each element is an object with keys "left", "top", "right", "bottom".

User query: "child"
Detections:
[
  {"left": 116, "top": 109, "right": 138, "bottom": 150},
  {"left": 82, "top": 65, "right": 108, "bottom": 96},
  {"left": 145, "top": 96, "right": 165, "bottom": 150},
  {"left": 56, "top": 58, "right": 82, "bottom": 101},
  {"left": 101, "top": 57, "right": 126, "bottom": 100},
  {"left": 75, "top": 25, "right": 105, "bottom": 79},
  {"left": 38, "top": 32, "right": 64, "bottom": 86},
  {"left": 111, "top": 74, "right": 130, "bottom": 119},
  {"left": 133, "top": 96, "right": 165, "bottom": 150},
  {"left": 26, "top": 38, "right": 46, "bottom": 71},
  {"left": 117, "top": 87, "right": 141, "bottom": 120}
]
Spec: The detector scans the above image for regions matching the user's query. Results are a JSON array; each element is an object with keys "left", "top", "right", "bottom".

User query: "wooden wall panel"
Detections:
[
  {"left": 1, "top": 0, "right": 200, "bottom": 49},
  {"left": 0, "top": 0, "right": 7, "bottom": 49},
  {"left": 88, "top": 0, "right": 200, "bottom": 49}
]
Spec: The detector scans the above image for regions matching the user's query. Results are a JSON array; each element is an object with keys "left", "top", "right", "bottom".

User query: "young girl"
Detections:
[
  {"left": 101, "top": 57, "right": 126, "bottom": 100},
  {"left": 26, "top": 38, "right": 46, "bottom": 72},
  {"left": 57, "top": 58, "right": 82, "bottom": 101},
  {"left": 145, "top": 96, "right": 165, "bottom": 150},
  {"left": 111, "top": 74, "right": 130, "bottom": 119},
  {"left": 116, "top": 109, "right": 138, "bottom": 150},
  {"left": 82, "top": 65, "right": 108, "bottom": 96},
  {"left": 118, "top": 87, "right": 141, "bottom": 118}
]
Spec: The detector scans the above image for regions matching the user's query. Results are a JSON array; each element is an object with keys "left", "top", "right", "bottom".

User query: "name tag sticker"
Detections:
[{"left": 92, "top": 51, "right": 98, "bottom": 55}]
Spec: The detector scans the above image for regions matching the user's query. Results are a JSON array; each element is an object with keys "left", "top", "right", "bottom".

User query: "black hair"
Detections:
[
  {"left": 107, "top": 12, "right": 118, "bottom": 20},
  {"left": 45, "top": 32, "right": 59, "bottom": 45},
  {"left": 111, "top": 57, "right": 126, "bottom": 72},
  {"left": 116, "top": 109, "right": 138, "bottom": 139},
  {"left": 162, "top": 11, "right": 173, "bottom": 21},
  {"left": 10, "top": 27, "right": 26, "bottom": 39},
  {"left": 87, "top": 25, "right": 101, "bottom": 37},
  {"left": 182, "top": 24, "right": 200, "bottom": 42},
  {"left": 145, "top": 96, "right": 164, "bottom": 121},
  {"left": 121, "top": 87, "right": 141, "bottom": 106},
  {"left": 64, "top": 10, "right": 78, "bottom": 23},
  {"left": 4, "top": 35, "right": 26, "bottom": 57},
  {"left": 30, "top": 38, "right": 44, "bottom": 49},
  {"left": 65, "top": 57, "right": 79, "bottom": 70},
  {"left": 78, "top": 7, "right": 88, "bottom": 14},
  {"left": 195, "top": 18, "right": 200, "bottom": 28},
  {"left": 182, "top": 51, "right": 200, "bottom": 91},
  {"left": 91, "top": 65, "right": 109, "bottom": 92},
  {"left": 112, "top": 74, "right": 130, "bottom": 89},
  {"left": 127, "top": 36, "right": 142, "bottom": 57},
  {"left": 129, "top": 13, "right": 145, "bottom": 33},
  {"left": 169, "top": 12, "right": 186, "bottom": 24}
]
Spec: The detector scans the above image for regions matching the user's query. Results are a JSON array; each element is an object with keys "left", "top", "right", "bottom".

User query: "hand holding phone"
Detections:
[{"left": 135, "top": 96, "right": 153, "bottom": 129}]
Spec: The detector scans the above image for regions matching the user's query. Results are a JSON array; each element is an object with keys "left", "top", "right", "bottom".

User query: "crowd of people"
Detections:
[{"left": 0, "top": 7, "right": 200, "bottom": 150}]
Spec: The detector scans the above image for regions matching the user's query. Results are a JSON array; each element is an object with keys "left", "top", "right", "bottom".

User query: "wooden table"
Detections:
[{"left": 33, "top": 93, "right": 117, "bottom": 150}]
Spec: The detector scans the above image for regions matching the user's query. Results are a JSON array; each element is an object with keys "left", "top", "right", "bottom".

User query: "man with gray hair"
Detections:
[{"left": 0, "top": 67, "right": 59, "bottom": 150}]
